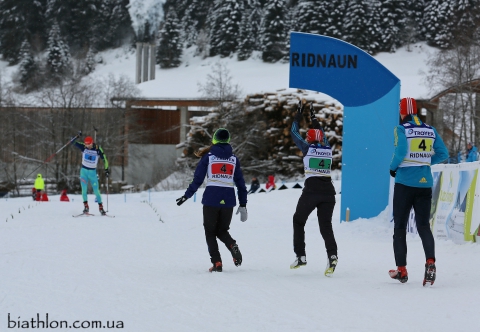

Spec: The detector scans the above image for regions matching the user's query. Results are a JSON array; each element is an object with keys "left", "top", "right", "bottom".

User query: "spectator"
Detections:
[
  {"left": 248, "top": 177, "right": 260, "bottom": 194},
  {"left": 465, "top": 142, "right": 478, "bottom": 162},
  {"left": 34, "top": 174, "right": 45, "bottom": 201},
  {"left": 266, "top": 175, "right": 276, "bottom": 190}
]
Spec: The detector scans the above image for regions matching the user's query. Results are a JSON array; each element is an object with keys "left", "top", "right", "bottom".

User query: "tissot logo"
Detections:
[{"left": 291, "top": 53, "right": 358, "bottom": 69}]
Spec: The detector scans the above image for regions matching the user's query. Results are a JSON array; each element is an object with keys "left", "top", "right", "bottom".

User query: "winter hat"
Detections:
[
  {"left": 400, "top": 97, "right": 417, "bottom": 115},
  {"left": 84, "top": 136, "right": 93, "bottom": 145},
  {"left": 212, "top": 128, "right": 230, "bottom": 144},
  {"left": 306, "top": 129, "right": 324, "bottom": 143}
]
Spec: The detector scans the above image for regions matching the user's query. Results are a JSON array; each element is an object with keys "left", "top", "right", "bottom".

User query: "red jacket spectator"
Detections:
[{"left": 266, "top": 175, "right": 276, "bottom": 190}]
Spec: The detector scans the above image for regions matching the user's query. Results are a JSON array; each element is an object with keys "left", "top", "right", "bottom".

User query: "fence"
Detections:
[{"left": 388, "top": 161, "right": 480, "bottom": 243}]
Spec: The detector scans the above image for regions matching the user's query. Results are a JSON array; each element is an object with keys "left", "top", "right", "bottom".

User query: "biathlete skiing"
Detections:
[{"left": 73, "top": 135, "right": 109, "bottom": 216}]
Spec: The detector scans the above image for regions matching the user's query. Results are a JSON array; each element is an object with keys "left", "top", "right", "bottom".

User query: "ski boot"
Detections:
[
  {"left": 290, "top": 256, "right": 307, "bottom": 269},
  {"left": 229, "top": 243, "right": 242, "bottom": 267},
  {"left": 209, "top": 261, "right": 222, "bottom": 272},
  {"left": 324, "top": 255, "right": 338, "bottom": 276},
  {"left": 99, "top": 203, "right": 106, "bottom": 216},
  {"left": 423, "top": 258, "right": 436, "bottom": 286},
  {"left": 83, "top": 202, "right": 89, "bottom": 214},
  {"left": 389, "top": 266, "right": 408, "bottom": 283}
]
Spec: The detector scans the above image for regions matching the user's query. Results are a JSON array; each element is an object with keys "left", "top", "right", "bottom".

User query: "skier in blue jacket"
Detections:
[
  {"left": 389, "top": 97, "right": 448, "bottom": 286},
  {"left": 290, "top": 101, "right": 338, "bottom": 276},
  {"left": 176, "top": 128, "right": 248, "bottom": 272},
  {"left": 73, "top": 135, "right": 109, "bottom": 215}
]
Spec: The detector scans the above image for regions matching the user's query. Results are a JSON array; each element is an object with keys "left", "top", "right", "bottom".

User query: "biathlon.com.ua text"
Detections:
[{"left": 7, "top": 313, "right": 124, "bottom": 329}]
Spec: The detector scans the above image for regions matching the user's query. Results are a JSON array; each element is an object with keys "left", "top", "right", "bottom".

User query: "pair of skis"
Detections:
[{"left": 73, "top": 212, "right": 115, "bottom": 218}]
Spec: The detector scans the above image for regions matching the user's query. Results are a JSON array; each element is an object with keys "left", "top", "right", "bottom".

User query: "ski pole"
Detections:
[
  {"left": 106, "top": 174, "right": 109, "bottom": 212},
  {"left": 23, "top": 131, "right": 82, "bottom": 180},
  {"left": 93, "top": 126, "right": 97, "bottom": 142}
]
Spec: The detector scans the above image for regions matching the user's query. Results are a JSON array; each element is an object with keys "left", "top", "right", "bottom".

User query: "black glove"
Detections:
[
  {"left": 390, "top": 169, "right": 396, "bottom": 178},
  {"left": 296, "top": 100, "right": 304, "bottom": 115},
  {"left": 309, "top": 103, "right": 316, "bottom": 121},
  {"left": 176, "top": 196, "right": 188, "bottom": 206},
  {"left": 105, "top": 168, "right": 110, "bottom": 177}
]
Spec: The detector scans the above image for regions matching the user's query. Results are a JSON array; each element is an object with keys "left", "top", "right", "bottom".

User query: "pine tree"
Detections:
[
  {"left": 209, "top": 0, "right": 243, "bottom": 57},
  {"left": 92, "top": 0, "right": 133, "bottom": 50},
  {"left": 83, "top": 47, "right": 96, "bottom": 75},
  {"left": 453, "top": 0, "right": 480, "bottom": 41},
  {"left": 404, "top": 0, "right": 426, "bottom": 44},
  {"left": 237, "top": 0, "right": 263, "bottom": 60},
  {"left": 70, "top": 0, "right": 99, "bottom": 49},
  {"left": 343, "top": 0, "right": 372, "bottom": 52},
  {"left": 17, "top": 39, "right": 40, "bottom": 91},
  {"left": 237, "top": 8, "right": 256, "bottom": 60},
  {"left": 379, "top": 0, "right": 408, "bottom": 52},
  {"left": 157, "top": 9, "right": 183, "bottom": 68},
  {"left": 0, "top": 0, "right": 48, "bottom": 64},
  {"left": 424, "top": 0, "right": 455, "bottom": 48},
  {"left": 365, "top": 1, "right": 383, "bottom": 54},
  {"left": 324, "top": 0, "right": 347, "bottom": 40},
  {"left": 182, "top": 0, "right": 214, "bottom": 48},
  {"left": 46, "top": 22, "right": 72, "bottom": 80},
  {"left": 294, "top": 0, "right": 327, "bottom": 35},
  {"left": 261, "top": 0, "right": 288, "bottom": 63}
]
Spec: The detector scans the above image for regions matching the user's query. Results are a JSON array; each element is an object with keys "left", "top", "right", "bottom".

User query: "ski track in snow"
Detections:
[{"left": 1, "top": 182, "right": 478, "bottom": 332}]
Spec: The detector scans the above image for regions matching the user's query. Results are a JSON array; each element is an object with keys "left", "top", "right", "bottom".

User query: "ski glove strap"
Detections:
[
  {"left": 176, "top": 196, "right": 188, "bottom": 206},
  {"left": 236, "top": 206, "right": 248, "bottom": 222}
]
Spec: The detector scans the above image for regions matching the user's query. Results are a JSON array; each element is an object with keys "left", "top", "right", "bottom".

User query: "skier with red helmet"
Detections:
[
  {"left": 389, "top": 97, "right": 448, "bottom": 285},
  {"left": 290, "top": 101, "right": 338, "bottom": 276},
  {"left": 73, "top": 135, "right": 109, "bottom": 215}
]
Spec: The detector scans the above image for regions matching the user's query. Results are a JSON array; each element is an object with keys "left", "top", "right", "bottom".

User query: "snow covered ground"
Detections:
[{"left": 1, "top": 180, "right": 478, "bottom": 332}]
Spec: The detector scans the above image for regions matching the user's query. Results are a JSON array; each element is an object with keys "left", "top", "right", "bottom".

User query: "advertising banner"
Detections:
[{"left": 389, "top": 161, "right": 480, "bottom": 243}]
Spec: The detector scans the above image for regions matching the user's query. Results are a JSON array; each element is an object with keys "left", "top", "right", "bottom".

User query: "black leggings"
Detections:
[
  {"left": 203, "top": 205, "right": 236, "bottom": 263},
  {"left": 393, "top": 183, "right": 435, "bottom": 266},
  {"left": 293, "top": 192, "right": 337, "bottom": 258}
]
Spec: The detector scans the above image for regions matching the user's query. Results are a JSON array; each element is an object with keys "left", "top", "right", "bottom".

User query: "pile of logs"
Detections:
[
  {"left": 183, "top": 89, "right": 344, "bottom": 177},
  {"left": 244, "top": 89, "right": 343, "bottom": 171}
]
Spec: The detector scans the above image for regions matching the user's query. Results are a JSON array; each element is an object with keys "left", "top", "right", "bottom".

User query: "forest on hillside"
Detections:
[{"left": 1, "top": 0, "right": 480, "bottom": 92}]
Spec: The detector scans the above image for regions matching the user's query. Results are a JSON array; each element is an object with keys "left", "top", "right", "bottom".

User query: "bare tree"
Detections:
[{"left": 423, "top": 37, "right": 480, "bottom": 157}]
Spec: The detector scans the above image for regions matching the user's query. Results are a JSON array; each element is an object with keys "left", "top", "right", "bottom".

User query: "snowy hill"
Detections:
[
  {"left": 93, "top": 42, "right": 435, "bottom": 101},
  {"left": 1, "top": 183, "right": 478, "bottom": 332},
  {"left": 0, "top": 42, "right": 436, "bottom": 103}
]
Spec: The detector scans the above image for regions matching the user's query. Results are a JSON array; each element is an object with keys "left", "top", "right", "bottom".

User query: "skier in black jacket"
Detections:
[
  {"left": 290, "top": 101, "right": 338, "bottom": 276},
  {"left": 176, "top": 128, "right": 248, "bottom": 272}
]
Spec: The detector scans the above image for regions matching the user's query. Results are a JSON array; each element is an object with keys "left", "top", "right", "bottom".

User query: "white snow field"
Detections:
[{"left": 1, "top": 180, "right": 479, "bottom": 332}]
